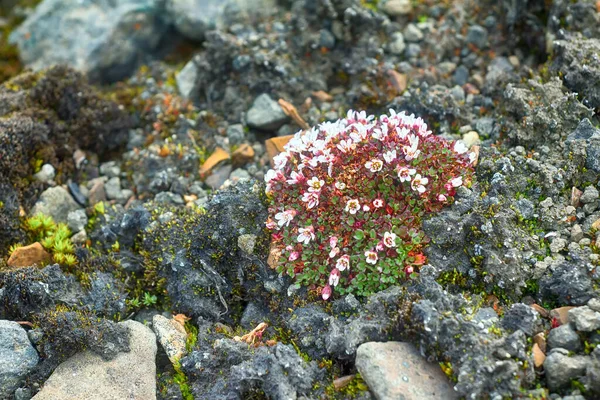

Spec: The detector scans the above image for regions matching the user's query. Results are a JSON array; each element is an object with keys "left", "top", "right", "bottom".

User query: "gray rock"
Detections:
[
  {"left": 240, "top": 302, "right": 269, "bottom": 330},
  {"left": 466, "top": 25, "right": 488, "bottom": 49},
  {"left": 453, "top": 65, "right": 469, "bottom": 86},
  {"left": 540, "top": 261, "right": 596, "bottom": 306},
  {"left": 229, "top": 168, "right": 251, "bottom": 182},
  {"left": 500, "top": 303, "right": 542, "bottom": 336},
  {"left": 550, "top": 237, "right": 567, "bottom": 253},
  {"left": 205, "top": 165, "right": 233, "bottom": 190},
  {"left": 166, "top": 0, "right": 276, "bottom": 41},
  {"left": 547, "top": 324, "right": 582, "bottom": 352},
  {"left": 33, "top": 164, "right": 56, "bottom": 183},
  {"left": 104, "top": 177, "right": 123, "bottom": 201},
  {"left": 589, "top": 298, "right": 600, "bottom": 312},
  {"left": 246, "top": 94, "right": 289, "bottom": 131},
  {"left": 176, "top": 59, "right": 200, "bottom": 99},
  {"left": 67, "top": 209, "right": 88, "bottom": 233},
  {"left": 403, "top": 24, "right": 423, "bottom": 42},
  {"left": 319, "top": 29, "right": 335, "bottom": 49},
  {"left": 31, "top": 186, "right": 80, "bottom": 223},
  {"left": 0, "top": 320, "right": 39, "bottom": 399},
  {"left": 32, "top": 320, "right": 156, "bottom": 400},
  {"left": 515, "top": 198, "right": 535, "bottom": 220},
  {"left": 237, "top": 234, "right": 257, "bottom": 255},
  {"left": 543, "top": 349, "right": 589, "bottom": 392},
  {"left": 388, "top": 32, "right": 406, "bottom": 55},
  {"left": 382, "top": 0, "right": 412, "bottom": 16},
  {"left": 569, "top": 306, "right": 600, "bottom": 332},
  {"left": 10, "top": 0, "right": 168, "bottom": 83},
  {"left": 356, "top": 342, "right": 458, "bottom": 400},
  {"left": 580, "top": 186, "right": 599, "bottom": 204},
  {"left": 154, "top": 192, "right": 184, "bottom": 205},
  {"left": 226, "top": 124, "right": 245, "bottom": 146},
  {"left": 99, "top": 161, "right": 121, "bottom": 178},
  {"left": 152, "top": 315, "right": 187, "bottom": 364},
  {"left": 571, "top": 224, "right": 584, "bottom": 243}
]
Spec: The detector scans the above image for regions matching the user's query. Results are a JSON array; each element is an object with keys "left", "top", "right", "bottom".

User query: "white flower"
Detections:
[
  {"left": 411, "top": 174, "right": 429, "bottom": 193},
  {"left": 335, "top": 181, "right": 346, "bottom": 190},
  {"left": 329, "top": 247, "right": 340, "bottom": 258},
  {"left": 469, "top": 151, "right": 477, "bottom": 164},
  {"left": 265, "top": 169, "right": 278, "bottom": 183},
  {"left": 383, "top": 232, "right": 397, "bottom": 248},
  {"left": 273, "top": 152, "right": 289, "bottom": 170},
  {"left": 383, "top": 150, "right": 397, "bottom": 164},
  {"left": 363, "top": 205, "right": 370, "bottom": 212},
  {"left": 451, "top": 176, "right": 463, "bottom": 187},
  {"left": 365, "top": 250, "right": 378, "bottom": 265},
  {"left": 403, "top": 134, "right": 420, "bottom": 161},
  {"left": 336, "top": 255, "right": 350, "bottom": 271},
  {"left": 454, "top": 140, "right": 468, "bottom": 154},
  {"left": 301, "top": 192, "right": 320, "bottom": 209},
  {"left": 396, "top": 126, "right": 410, "bottom": 139},
  {"left": 438, "top": 194, "right": 447, "bottom": 202},
  {"left": 365, "top": 159, "right": 383, "bottom": 172},
  {"left": 336, "top": 139, "right": 355, "bottom": 153},
  {"left": 372, "top": 124, "right": 388, "bottom": 140},
  {"left": 287, "top": 171, "right": 305, "bottom": 185},
  {"left": 372, "top": 199, "right": 384, "bottom": 208},
  {"left": 274, "top": 209, "right": 296, "bottom": 227},
  {"left": 397, "top": 167, "right": 416, "bottom": 182},
  {"left": 328, "top": 268, "right": 341, "bottom": 287},
  {"left": 307, "top": 177, "right": 325, "bottom": 192},
  {"left": 345, "top": 199, "right": 360, "bottom": 214},
  {"left": 297, "top": 226, "right": 315, "bottom": 245}
]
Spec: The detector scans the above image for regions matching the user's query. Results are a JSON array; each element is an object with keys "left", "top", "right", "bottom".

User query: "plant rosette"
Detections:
[{"left": 265, "top": 110, "right": 476, "bottom": 299}]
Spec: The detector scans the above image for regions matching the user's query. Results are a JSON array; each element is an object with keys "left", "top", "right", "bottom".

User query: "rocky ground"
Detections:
[{"left": 1, "top": 0, "right": 600, "bottom": 399}]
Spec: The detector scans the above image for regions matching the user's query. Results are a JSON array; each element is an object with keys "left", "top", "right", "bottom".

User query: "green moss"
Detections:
[{"left": 172, "top": 360, "right": 194, "bottom": 400}]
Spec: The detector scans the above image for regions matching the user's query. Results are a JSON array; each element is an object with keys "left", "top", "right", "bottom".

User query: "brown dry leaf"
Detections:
[
  {"left": 312, "top": 90, "right": 333, "bottom": 102},
  {"left": 278, "top": 99, "right": 310, "bottom": 130},
  {"left": 333, "top": 375, "right": 355, "bottom": 390},
  {"left": 173, "top": 314, "right": 191, "bottom": 330},
  {"left": 233, "top": 322, "right": 268, "bottom": 345},
  {"left": 199, "top": 147, "right": 230, "bottom": 178}
]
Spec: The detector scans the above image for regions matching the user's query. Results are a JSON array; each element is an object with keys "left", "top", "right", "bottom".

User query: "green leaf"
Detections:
[{"left": 354, "top": 230, "right": 365, "bottom": 240}]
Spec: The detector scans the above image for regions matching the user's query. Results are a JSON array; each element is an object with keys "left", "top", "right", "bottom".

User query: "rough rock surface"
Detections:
[{"left": 0, "top": 320, "right": 39, "bottom": 399}]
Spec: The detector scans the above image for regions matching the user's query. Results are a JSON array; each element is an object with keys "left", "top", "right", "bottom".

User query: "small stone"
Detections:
[
  {"left": 568, "top": 306, "right": 600, "bottom": 332},
  {"left": 88, "top": 180, "right": 107, "bottom": 206},
  {"left": 572, "top": 186, "right": 583, "bottom": 207},
  {"left": 333, "top": 375, "right": 356, "bottom": 390},
  {"left": 265, "top": 135, "right": 293, "bottom": 165},
  {"left": 152, "top": 315, "right": 187, "bottom": 365},
  {"left": 104, "top": 177, "right": 123, "bottom": 201},
  {"left": 229, "top": 168, "right": 251, "bottom": 182},
  {"left": 543, "top": 349, "right": 589, "bottom": 392},
  {"left": 508, "top": 55, "right": 520, "bottom": 68},
  {"left": 382, "top": 0, "right": 412, "bottom": 15},
  {"left": 571, "top": 224, "right": 584, "bottom": 243},
  {"left": 588, "top": 298, "right": 600, "bottom": 312},
  {"left": 155, "top": 192, "right": 184, "bottom": 205},
  {"left": 71, "top": 230, "right": 88, "bottom": 245},
  {"left": 68, "top": 182, "right": 87, "bottom": 207},
  {"left": 532, "top": 343, "right": 545, "bottom": 368},
  {"left": 99, "top": 161, "right": 121, "bottom": 178},
  {"left": 226, "top": 124, "right": 245, "bottom": 146},
  {"left": 7, "top": 243, "right": 52, "bottom": 268},
  {"left": 205, "top": 165, "right": 232, "bottom": 190},
  {"left": 547, "top": 324, "right": 582, "bottom": 352},
  {"left": 530, "top": 304, "right": 549, "bottom": 319},
  {"left": 533, "top": 332, "right": 547, "bottom": 353},
  {"left": 231, "top": 144, "right": 255, "bottom": 166},
  {"left": 403, "top": 24, "right": 423, "bottom": 42},
  {"left": 551, "top": 306, "right": 576, "bottom": 326},
  {"left": 462, "top": 131, "right": 480, "bottom": 147},
  {"left": 453, "top": 65, "right": 469, "bottom": 86},
  {"left": 199, "top": 147, "right": 230, "bottom": 178},
  {"left": 319, "top": 29, "right": 336, "bottom": 49},
  {"left": 33, "top": 164, "right": 56, "bottom": 183},
  {"left": 466, "top": 25, "right": 488, "bottom": 49},
  {"left": 238, "top": 234, "right": 257, "bottom": 255},
  {"left": 388, "top": 32, "right": 406, "bottom": 55},
  {"left": 0, "top": 321, "right": 39, "bottom": 399},
  {"left": 580, "top": 186, "right": 599, "bottom": 204},
  {"left": 356, "top": 342, "right": 458, "bottom": 400},
  {"left": 550, "top": 237, "right": 567, "bottom": 253},
  {"left": 246, "top": 94, "right": 289, "bottom": 131},
  {"left": 31, "top": 186, "right": 80, "bottom": 223},
  {"left": 67, "top": 209, "right": 88, "bottom": 233}
]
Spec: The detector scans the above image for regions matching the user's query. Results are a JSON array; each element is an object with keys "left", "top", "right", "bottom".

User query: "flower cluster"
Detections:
[{"left": 265, "top": 110, "right": 475, "bottom": 299}]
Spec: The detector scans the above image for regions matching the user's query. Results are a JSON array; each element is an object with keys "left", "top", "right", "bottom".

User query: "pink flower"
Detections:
[
  {"left": 287, "top": 171, "right": 305, "bottom": 185},
  {"left": 450, "top": 177, "right": 463, "bottom": 187},
  {"left": 336, "top": 255, "right": 350, "bottom": 271},
  {"left": 383, "top": 150, "right": 396, "bottom": 164},
  {"left": 265, "top": 219, "right": 277, "bottom": 230},
  {"left": 329, "top": 268, "right": 341, "bottom": 287},
  {"left": 363, "top": 205, "right": 371, "bottom": 212},
  {"left": 329, "top": 236, "right": 338, "bottom": 248},
  {"left": 289, "top": 251, "right": 300, "bottom": 261},
  {"left": 383, "top": 232, "right": 397, "bottom": 248},
  {"left": 301, "top": 192, "right": 320, "bottom": 209},
  {"left": 365, "top": 159, "right": 383, "bottom": 172},
  {"left": 405, "top": 265, "right": 414, "bottom": 274},
  {"left": 365, "top": 250, "right": 378, "bottom": 265},
  {"left": 307, "top": 176, "right": 325, "bottom": 192},
  {"left": 345, "top": 199, "right": 360, "bottom": 214},
  {"left": 397, "top": 167, "right": 416, "bottom": 182},
  {"left": 403, "top": 134, "right": 420, "bottom": 161},
  {"left": 297, "top": 226, "right": 315, "bottom": 245},
  {"left": 411, "top": 174, "right": 428, "bottom": 193},
  {"left": 274, "top": 209, "right": 296, "bottom": 227},
  {"left": 337, "top": 139, "right": 354, "bottom": 153},
  {"left": 329, "top": 247, "right": 340, "bottom": 258},
  {"left": 438, "top": 194, "right": 447, "bottom": 202},
  {"left": 372, "top": 199, "right": 384, "bottom": 208},
  {"left": 322, "top": 284, "right": 332, "bottom": 300},
  {"left": 273, "top": 152, "right": 289, "bottom": 170},
  {"left": 375, "top": 242, "right": 384, "bottom": 252}
]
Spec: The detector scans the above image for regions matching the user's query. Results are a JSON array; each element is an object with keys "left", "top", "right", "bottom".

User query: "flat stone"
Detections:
[
  {"left": 204, "top": 165, "right": 232, "bottom": 190},
  {"left": 547, "top": 324, "right": 581, "bottom": 352},
  {"left": 246, "top": 94, "right": 289, "bottom": 131},
  {"left": 355, "top": 342, "right": 458, "bottom": 400},
  {"left": 265, "top": 135, "right": 293, "bottom": 166},
  {"left": 31, "top": 186, "right": 80, "bottom": 223},
  {"left": 32, "top": 320, "right": 156, "bottom": 400},
  {"left": 7, "top": 242, "right": 52, "bottom": 268},
  {"left": 199, "top": 147, "right": 230, "bottom": 178},
  {"left": 568, "top": 306, "right": 600, "bottom": 332},
  {"left": 551, "top": 306, "right": 576, "bottom": 326},
  {"left": 382, "top": 0, "right": 412, "bottom": 16},
  {"left": 532, "top": 343, "right": 545, "bottom": 368},
  {"left": 462, "top": 131, "right": 480, "bottom": 147},
  {"left": 0, "top": 320, "right": 39, "bottom": 399},
  {"left": 231, "top": 143, "right": 255, "bottom": 166},
  {"left": 543, "top": 349, "right": 589, "bottom": 392},
  {"left": 152, "top": 315, "right": 187, "bottom": 364},
  {"left": 88, "top": 180, "right": 107, "bottom": 206}
]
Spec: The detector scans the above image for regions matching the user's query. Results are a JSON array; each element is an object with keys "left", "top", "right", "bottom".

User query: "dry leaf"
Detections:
[{"left": 278, "top": 99, "right": 310, "bottom": 130}]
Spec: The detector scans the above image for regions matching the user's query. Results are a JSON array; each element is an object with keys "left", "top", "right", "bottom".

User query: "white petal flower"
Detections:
[
  {"left": 383, "top": 232, "right": 397, "bottom": 248},
  {"left": 345, "top": 199, "right": 360, "bottom": 214},
  {"left": 454, "top": 140, "right": 468, "bottom": 154}
]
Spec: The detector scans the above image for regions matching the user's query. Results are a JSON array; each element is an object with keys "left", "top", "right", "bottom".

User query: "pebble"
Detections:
[
  {"left": 226, "top": 124, "right": 246, "bottom": 146},
  {"left": 152, "top": 315, "right": 187, "bottom": 365},
  {"left": 231, "top": 144, "right": 255, "bottom": 166},
  {"left": 33, "top": 164, "right": 56, "bottom": 183},
  {"left": 543, "top": 349, "right": 589, "bottom": 392},
  {"left": 68, "top": 182, "right": 87, "bottom": 206},
  {"left": 547, "top": 324, "right": 581, "bottom": 352},
  {"left": 7, "top": 243, "right": 52, "bottom": 268},
  {"left": 99, "top": 161, "right": 121, "bottom": 178},
  {"left": 388, "top": 32, "right": 406, "bottom": 55},
  {"left": 382, "top": 0, "right": 412, "bottom": 16},
  {"left": 31, "top": 186, "right": 81, "bottom": 224},
  {"left": 246, "top": 94, "right": 289, "bottom": 131},
  {"left": 580, "top": 186, "right": 599, "bottom": 204},
  {"left": 570, "top": 224, "right": 584, "bottom": 243},
  {"left": 462, "top": 131, "right": 480, "bottom": 147},
  {"left": 403, "top": 24, "right": 423, "bottom": 42},
  {"left": 550, "top": 237, "right": 567, "bottom": 253},
  {"left": 0, "top": 321, "right": 39, "bottom": 398},
  {"left": 568, "top": 306, "right": 600, "bottom": 332},
  {"left": 466, "top": 25, "right": 488, "bottom": 48}
]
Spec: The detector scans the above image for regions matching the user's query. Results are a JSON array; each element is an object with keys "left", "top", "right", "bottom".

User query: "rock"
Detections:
[
  {"left": 205, "top": 165, "right": 233, "bottom": 190},
  {"left": 540, "top": 261, "right": 596, "bottom": 306},
  {"left": 466, "top": 25, "right": 488, "bottom": 49},
  {"left": 229, "top": 168, "right": 251, "bottom": 182},
  {"left": 550, "top": 237, "right": 567, "bottom": 253},
  {"left": 166, "top": 0, "right": 276, "bottom": 41},
  {"left": 462, "top": 131, "right": 480, "bottom": 147},
  {"left": 568, "top": 306, "right": 600, "bottom": 332},
  {"left": 33, "top": 164, "right": 56, "bottom": 183},
  {"left": 0, "top": 320, "right": 39, "bottom": 399},
  {"left": 88, "top": 180, "right": 107, "bottom": 206},
  {"left": 226, "top": 124, "right": 245, "bottom": 146},
  {"left": 382, "top": 0, "right": 412, "bottom": 16},
  {"left": 543, "top": 349, "right": 589, "bottom": 392},
  {"left": 154, "top": 192, "right": 184, "bottom": 205},
  {"left": 237, "top": 234, "right": 257, "bottom": 255},
  {"left": 152, "top": 315, "right": 187, "bottom": 364},
  {"left": 355, "top": 342, "right": 458, "bottom": 400},
  {"left": 246, "top": 94, "right": 289, "bottom": 131},
  {"left": 67, "top": 210, "right": 88, "bottom": 234},
  {"left": 571, "top": 224, "right": 584, "bottom": 243},
  {"left": 581, "top": 186, "right": 599, "bottom": 204},
  {"left": 7, "top": 242, "right": 52, "bottom": 268},
  {"left": 265, "top": 135, "right": 293, "bottom": 165},
  {"left": 547, "top": 324, "right": 582, "bottom": 352},
  {"left": 31, "top": 186, "right": 80, "bottom": 223},
  {"left": 32, "top": 320, "right": 156, "bottom": 400},
  {"left": 99, "top": 161, "right": 121, "bottom": 178},
  {"left": 532, "top": 343, "right": 545, "bottom": 368},
  {"left": 176, "top": 60, "right": 199, "bottom": 99},
  {"left": 388, "top": 32, "right": 406, "bottom": 55},
  {"left": 500, "top": 303, "right": 542, "bottom": 336},
  {"left": 550, "top": 306, "right": 576, "bottom": 326},
  {"left": 231, "top": 143, "right": 255, "bottom": 166},
  {"left": 199, "top": 147, "right": 230, "bottom": 178},
  {"left": 9, "top": 0, "right": 169, "bottom": 83},
  {"left": 589, "top": 298, "right": 600, "bottom": 312},
  {"left": 403, "top": 24, "right": 423, "bottom": 42},
  {"left": 104, "top": 177, "right": 124, "bottom": 201}
]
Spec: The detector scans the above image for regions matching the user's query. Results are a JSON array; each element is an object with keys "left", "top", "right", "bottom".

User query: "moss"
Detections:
[{"left": 172, "top": 360, "right": 194, "bottom": 400}]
